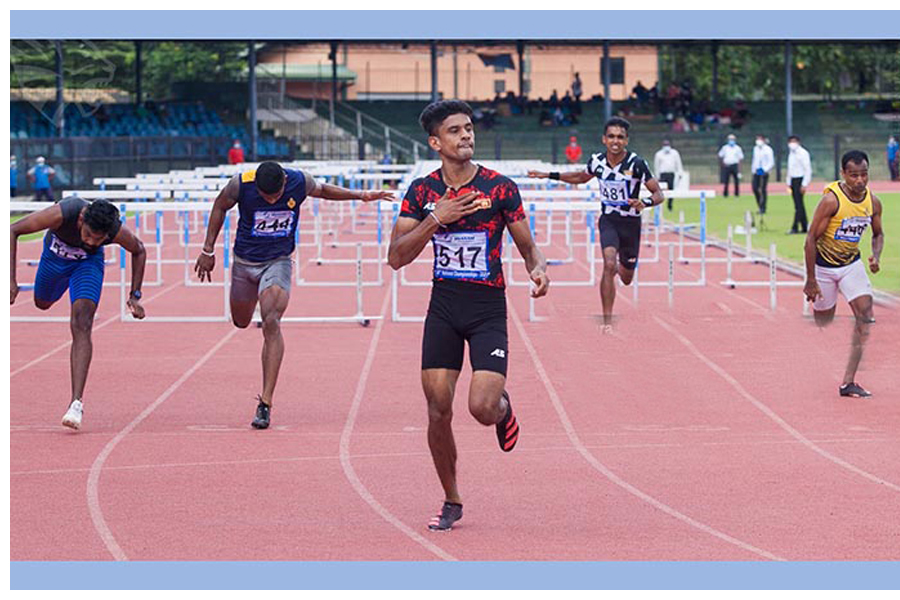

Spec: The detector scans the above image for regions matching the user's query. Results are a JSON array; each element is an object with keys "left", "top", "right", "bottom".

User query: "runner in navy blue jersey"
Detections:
[
  {"left": 11, "top": 198, "right": 147, "bottom": 430},
  {"left": 195, "top": 162, "right": 393, "bottom": 429},
  {"left": 388, "top": 100, "right": 549, "bottom": 531},
  {"left": 529, "top": 117, "right": 665, "bottom": 332}
]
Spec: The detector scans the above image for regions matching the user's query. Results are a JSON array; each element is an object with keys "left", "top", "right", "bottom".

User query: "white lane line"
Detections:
[
  {"left": 716, "top": 302, "right": 734, "bottom": 315},
  {"left": 338, "top": 289, "right": 457, "bottom": 562},
  {"left": 654, "top": 315, "right": 900, "bottom": 493},
  {"left": 12, "top": 436, "right": 891, "bottom": 478},
  {"left": 10, "top": 281, "right": 184, "bottom": 377},
  {"left": 509, "top": 303, "right": 785, "bottom": 561},
  {"left": 86, "top": 327, "right": 239, "bottom": 561}
]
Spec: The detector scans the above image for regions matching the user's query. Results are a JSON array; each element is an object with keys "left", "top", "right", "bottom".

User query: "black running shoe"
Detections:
[
  {"left": 839, "top": 382, "right": 872, "bottom": 398},
  {"left": 251, "top": 397, "right": 271, "bottom": 429},
  {"left": 427, "top": 501, "right": 463, "bottom": 531},
  {"left": 495, "top": 391, "right": 519, "bottom": 452}
]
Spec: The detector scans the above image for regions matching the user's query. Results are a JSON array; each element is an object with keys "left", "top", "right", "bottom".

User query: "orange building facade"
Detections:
[{"left": 257, "top": 43, "right": 659, "bottom": 103}]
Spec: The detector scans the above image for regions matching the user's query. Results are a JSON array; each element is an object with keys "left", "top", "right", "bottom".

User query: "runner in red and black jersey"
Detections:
[
  {"left": 388, "top": 100, "right": 549, "bottom": 531},
  {"left": 529, "top": 117, "right": 665, "bottom": 332}
]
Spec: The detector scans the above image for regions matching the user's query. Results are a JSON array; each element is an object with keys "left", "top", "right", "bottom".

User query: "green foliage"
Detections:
[{"left": 658, "top": 43, "right": 900, "bottom": 102}]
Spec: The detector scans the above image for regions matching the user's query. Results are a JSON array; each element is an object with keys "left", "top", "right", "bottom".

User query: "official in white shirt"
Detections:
[
  {"left": 717, "top": 133, "right": 744, "bottom": 197},
  {"left": 787, "top": 135, "right": 813, "bottom": 234},
  {"left": 654, "top": 139, "right": 683, "bottom": 211},
  {"left": 751, "top": 135, "right": 775, "bottom": 215}
]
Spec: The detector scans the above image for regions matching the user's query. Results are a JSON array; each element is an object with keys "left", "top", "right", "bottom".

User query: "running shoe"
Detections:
[
  {"left": 427, "top": 501, "right": 463, "bottom": 531},
  {"left": 62, "top": 399, "right": 83, "bottom": 430},
  {"left": 495, "top": 391, "right": 519, "bottom": 452},
  {"left": 251, "top": 397, "right": 271, "bottom": 429},
  {"left": 839, "top": 382, "right": 872, "bottom": 398}
]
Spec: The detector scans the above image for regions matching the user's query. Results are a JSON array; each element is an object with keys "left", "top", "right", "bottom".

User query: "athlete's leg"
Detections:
[
  {"left": 844, "top": 292, "right": 875, "bottom": 386},
  {"left": 69, "top": 298, "right": 98, "bottom": 403},
  {"left": 618, "top": 265, "right": 636, "bottom": 286},
  {"left": 468, "top": 371, "right": 507, "bottom": 426},
  {"left": 422, "top": 368, "right": 463, "bottom": 504},
  {"left": 230, "top": 262, "right": 260, "bottom": 328},
  {"left": 600, "top": 246, "right": 619, "bottom": 327},
  {"left": 813, "top": 306, "right": 836, "bottom": 327},
  {"left": 257, "top": 282, "right": 290, "bottom": 407}
]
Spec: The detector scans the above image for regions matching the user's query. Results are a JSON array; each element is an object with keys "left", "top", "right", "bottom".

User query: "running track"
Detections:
[{"left": 10, "top": 208, "right": 900, "bottom": 561}]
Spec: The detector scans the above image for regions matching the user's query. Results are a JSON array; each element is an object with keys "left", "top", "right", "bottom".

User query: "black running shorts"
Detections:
[
  {"left": 422, "top": 279, "right": 508, "bottom": 376},
  {"left": 599, "top": 212, "right": 642, "bottom": 269}
]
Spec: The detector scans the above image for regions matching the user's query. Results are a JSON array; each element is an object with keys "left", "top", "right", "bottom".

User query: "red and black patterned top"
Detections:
[{"left": 400, "top": 165, "right": 526, "bottom": 288}]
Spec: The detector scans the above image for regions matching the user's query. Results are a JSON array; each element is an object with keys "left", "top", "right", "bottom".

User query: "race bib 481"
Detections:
[
  {"left": 599, "top": 180, "right": 630, "bottom": 207},
  {"left": 252, "top": 210, "right": 294, "bottom": 237},
  {"left": 433, "top": 231, "right": 490, "bottom": 280}
]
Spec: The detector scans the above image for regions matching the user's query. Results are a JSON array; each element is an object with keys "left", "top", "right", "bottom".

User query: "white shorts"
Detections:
[{"left": 814, "top": 260, "right": 872, "bottom": 311}]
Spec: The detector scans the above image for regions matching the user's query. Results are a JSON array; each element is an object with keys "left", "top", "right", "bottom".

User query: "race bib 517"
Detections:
[
  {"left": 252, "top": 210, "right": 294, "bottom": 237},
  {"left": 433, "top": 231, "right": 490, "bottom": 280}
]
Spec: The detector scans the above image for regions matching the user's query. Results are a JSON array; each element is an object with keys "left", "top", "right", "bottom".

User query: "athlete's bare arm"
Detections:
[
  {"left": 10, "top": 204, "right": 64, "bottom": 305},
  {"left": 303, "top": 170, "right": 395, "bottom": 203},
  {"left": 194, "top": 175, "right": 240, "bottom": 282},
  {"left": 526, "top": 169, "right": 593, "bottom": 185},
  {"left": 111, "top": 225, "right": 147, "bottom": 319},
  {"left": 803, "top": 191, "right": 839, "bottom": 302},
  {"left": 387, "top": 190, "right": 481, "bottom": 270},
  {"left": 629, "top": 177, "right": 666, "bottom": 211},
  {"left": 507, "top": 219, "right": 550, "bottom": 298},
  {"left": 869, "top": 195, "right": 884, "bottom": 274}
]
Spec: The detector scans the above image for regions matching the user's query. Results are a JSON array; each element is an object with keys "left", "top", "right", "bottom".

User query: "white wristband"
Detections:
[
  {"left": 429, "top": 212, "right": 445, "bottom": 228},
  {"left": 201, "top": 248, "right": 215, "bottom": 257}
]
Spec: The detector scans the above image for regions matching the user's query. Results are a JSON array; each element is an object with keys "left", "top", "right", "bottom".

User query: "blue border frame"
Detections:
[
  {"left": 10, "top": 561, "right": 900, "bottom": 590},
  {"left": 8, "top": 8, "right": 900, "bottom": 591},
  {"left": 10, "top": 10, "right": 900, "bottom": 39}
]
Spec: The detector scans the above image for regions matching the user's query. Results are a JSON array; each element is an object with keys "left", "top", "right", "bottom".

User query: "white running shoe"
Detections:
[{"left": 62, "top": 400, "right": 83, "bottom": 430}]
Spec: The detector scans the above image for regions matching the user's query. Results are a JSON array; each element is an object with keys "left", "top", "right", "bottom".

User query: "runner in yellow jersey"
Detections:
[{"left": 804, "top": 150, "right": 885, "bottom": 398}]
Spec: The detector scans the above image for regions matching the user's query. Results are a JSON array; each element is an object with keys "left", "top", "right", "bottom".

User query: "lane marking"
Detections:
[
  {"left": 654, "top": 315, "right": 900, "bottom": 494},
  {"left": 509, "top": 303, "right": 785, "bottom": 561},
  {"left": 86, "top": 327, "right": 239, "bottom": 561},
  {"left": 11, "top": 281, "right": 184, "bottom": 377},
  {"left": 338, "top": 289, "right": 457, "bottom": 561}
]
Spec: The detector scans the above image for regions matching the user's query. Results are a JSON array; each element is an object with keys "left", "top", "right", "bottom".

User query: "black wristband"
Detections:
[
  {"left": 549, "top": 172, "right": 560, "bottom": 180},
  {"left": 642, "top": 198, "right": 654, "bottom": 207}
]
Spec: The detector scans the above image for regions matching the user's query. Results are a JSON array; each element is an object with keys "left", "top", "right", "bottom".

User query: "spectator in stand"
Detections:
[
  {"left": 27, "top": 156, "right": 55, "bottom": 201},
  {"left": 654, "top": 139, "right": 684, "bottom": 211},
  {"left": 717, "top": 134, "right": 744, "bottom": 197},
  {"left": 751, "top": 134, "right": 775, "bottom": 217},
  {"left": 631, "top": 80, "right": 649, "bottom": 107},
  {"left": 571, "top": 72, "right": 583, "bottom": 115},
  {"left": 11, "top": 155, "right": 18, "bottom": 197},
  {"left": 228, "top": 140, "right": 245, "bottom": 165},
  {"left": 565, "top": 136, "right": 583, "bottom": 164},
  {"left": 887, "top": 135, "right": 899, "bottom": 181},
  {"left": 549, "top": 89, "right": 560, "bottom": 109}
]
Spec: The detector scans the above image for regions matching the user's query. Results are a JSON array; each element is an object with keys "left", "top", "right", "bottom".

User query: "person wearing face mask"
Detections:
[
  {"left": 228, "top": 139, "right": 245, "bottom": 165},
  {"left": 787, "top": 135, "right": 813, "bottom": 234},
  {"left": 717, "top": 134, "right": 743, "bottom": 198},
  {"left": 887, "top": 135, "right": 899, "bottom": 181},
  {"left": 654, "top": 139, "right": 683, "bottom": 211},
  {"left": 751, "top": 135, "right": 775, "bottom": 219}
]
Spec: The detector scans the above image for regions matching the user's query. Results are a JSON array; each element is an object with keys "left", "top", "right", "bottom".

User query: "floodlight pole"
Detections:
[
  {"left": 603, "top": 41, "right": 612, "bottom": 122},
  {"left": 785, "top": 41, "right": 793, "bottom": 138},
  {"left": 54, "top": 41, "right": 64, "bottom": 138},
  {"left": 431, "top": 40, "right": 439, "bottom": 103},
  {"left": 330, "top": 41, "right": 338, "bottom": 126},
  {"left": 517, "top": 40, "right": 525, "bottom": 98},
  {"left": 249, "top": 40, "right": 258, "bottom": 161},
  {"left": 135, "top": 41, "right": 143, "bottom": 106}
]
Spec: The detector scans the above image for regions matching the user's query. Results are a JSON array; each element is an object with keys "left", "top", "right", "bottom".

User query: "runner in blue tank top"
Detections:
[
  {"left": 194, "top": 161, "right": 394, "bottom": 429},
  {"left": 11, "top": 198, "right": 148, "bottom": 430}
]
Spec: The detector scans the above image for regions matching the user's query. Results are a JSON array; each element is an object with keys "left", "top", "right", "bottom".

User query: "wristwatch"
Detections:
[{"left": 130, "top": 289, "right": 142, "bottom": 300}]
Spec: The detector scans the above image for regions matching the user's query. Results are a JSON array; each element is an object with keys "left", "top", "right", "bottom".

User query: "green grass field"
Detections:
[{"left": 668, "top": 192, "right": 900, "bottom": 293}]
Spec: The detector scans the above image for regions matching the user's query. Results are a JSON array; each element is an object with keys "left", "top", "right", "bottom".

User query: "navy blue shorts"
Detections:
[{"left": 33, "top": 233, "right": 106, "bottom": 305}]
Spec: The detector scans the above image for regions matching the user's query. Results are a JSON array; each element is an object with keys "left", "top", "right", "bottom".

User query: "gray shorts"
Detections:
[{"left": 231, "top": 255, "right": 293, "bottom": 303}]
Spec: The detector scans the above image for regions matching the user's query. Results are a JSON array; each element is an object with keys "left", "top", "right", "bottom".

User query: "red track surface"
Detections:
[{"left": 10, "top": 207, "right": 900, "bottom": 561}]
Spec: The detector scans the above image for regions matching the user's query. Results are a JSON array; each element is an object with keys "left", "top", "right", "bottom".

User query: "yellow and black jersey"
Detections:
[{"left": 815, "top": 181, "right": 874, "bottom": 268}]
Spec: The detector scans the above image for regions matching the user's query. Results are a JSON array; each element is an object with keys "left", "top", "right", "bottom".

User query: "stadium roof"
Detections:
[{"left": 255, "top": 63, "right": 356, "bottom": 82}]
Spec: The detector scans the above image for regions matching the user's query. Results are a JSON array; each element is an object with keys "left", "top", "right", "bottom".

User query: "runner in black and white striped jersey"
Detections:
[{"left": 528, "top": 117, "right": 665, "bottom": 332}]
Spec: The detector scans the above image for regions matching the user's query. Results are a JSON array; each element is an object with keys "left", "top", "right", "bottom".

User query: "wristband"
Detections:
[
  {"left": 201, "top": 248, "right": 215, "bottom": 257},
  {"left": 642, "top": 198, "right": 654, "bottom": 207},
  {"left": 429, "top": 211, "right": 445, "bottom": 228},
  {"left": 549, "top": 172, "right": 561, "bottom": 180}
]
